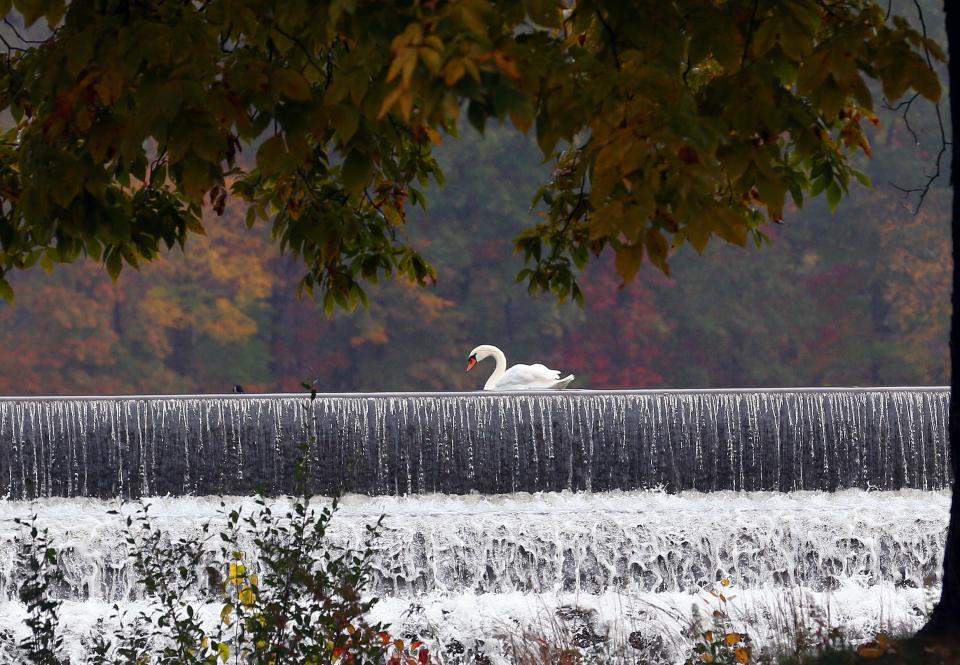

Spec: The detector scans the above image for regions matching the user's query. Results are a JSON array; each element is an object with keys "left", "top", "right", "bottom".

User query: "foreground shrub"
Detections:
[{"left": 3, "top": 489, "right": 431, "bottom": 665}]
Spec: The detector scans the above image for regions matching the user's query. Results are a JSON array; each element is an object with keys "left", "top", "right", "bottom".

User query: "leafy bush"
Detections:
[
  {"left": 4, "top": 489, "right": 436, "bottom": 664},
  {"left": 12, "top": 515, "right": 67, "bottom": 665}
]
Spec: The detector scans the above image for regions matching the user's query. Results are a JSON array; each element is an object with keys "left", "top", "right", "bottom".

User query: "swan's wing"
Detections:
[
  {"left": 494, "top": 364, "right": 565, "bottom": 389},
  {"left": 529, "top": 364, "right": 562, "bottom": 380}
]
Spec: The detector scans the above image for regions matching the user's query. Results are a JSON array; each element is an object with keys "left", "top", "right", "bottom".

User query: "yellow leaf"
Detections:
[
  {"left": 459, "top": 4, "right": 488, "bottom": 34},
  {"left": 94, "top": 69, "right": 124, "bottom": 106},
  {"left": 272, "top": 68, "right": 312, "bottom": 101},
  {"left": 398, "top": 91, "right": 414, "bottom": 121},
  {"left": 856, "top": 644, "right": 884, "bottom": 659},
  {"left": 734, "top": 647, "right": 750, "bottom": 663},
  {"left": 401, "top": 53, "right": 418, "bottom": 87},
  {"left": 220, "top": 603, "right": 234, "bottom": 624},
  {"left": 419, "top": 47, "right": 442, "bottom": 74},
  {"left": 443, "top": 59, "right": 466, "bottom": 86},
  {"left": 645, "top": 227, "right": 669, "bottom": 264},
  {"left": 594, "top": 139, "right": 631, "bottom": 177},
  {"left": 378, "top": 86, "right": 405, "bottom": 119},
  {"left": 423, "top": 126, "right": 443, "bottom": 145},
  {"left": 463, "top": 57, "right": 481, "bottom": 81},
  {"left": 589, "top": 202, "right": 622, "bottom": 239},
  {"left": 229, "top": 563, "right": 245, "bottom": 586},
  {"left": 725, "top": 633, "right": 742, "bottom": 646},
  {"left": 614, "top": 242, "right": 644, "bottom": 284},
  {"left": 720, "top": 579, "right": 731, "bottom": 587},
  {"left": 713, "top": 207, "right": 749, "bottom": 247},
  {"left": 686, "top": 218, "right": 710, "bottom": 253},
  {"left": 387, "top": 49, "right": 414, "bottom": 84},
  {"left": 494, "top": 51, "right": 521, "bottom": 79},
  {"left": 239, "top": 585, "right": 256, "bottom": 607},
  {"left": 218, "top": 642, "right": 230, "bottom": 662},
  {"left": 390, "top": 23, "right": 422, "bottom": 51},
  {"left": 509, "top": 109, "right": 532, "bottom": 134}
]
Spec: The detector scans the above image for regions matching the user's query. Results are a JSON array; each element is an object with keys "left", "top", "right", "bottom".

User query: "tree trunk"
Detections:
[{"left": 919, "top": 0, "right": 960, "bottom": 637}]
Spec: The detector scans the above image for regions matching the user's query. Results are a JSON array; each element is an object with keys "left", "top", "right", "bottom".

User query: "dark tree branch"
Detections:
[
  {"left": 594, "top": 9, "right": 621, "bottom": 71},
  {"left": 2, "top": 19, "right": 47, "bottom": 44},
  {"left": 883, "top": 92, "right": 921, "bottom": 144},
  {"left": 272, "top": 24, "right": 324, "bottom": 77},
  {"left": 0, "top": 31, "right": 25, "bottom": 53},
  {"left": 887, "top": 0, "right": 951, "bottom": 214},
  {"left": 741, "top": 0, "right": 760, "bottom": 68}
]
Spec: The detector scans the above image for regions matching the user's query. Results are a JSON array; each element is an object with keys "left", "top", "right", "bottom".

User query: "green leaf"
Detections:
[
  {"left": 330, "top": 105, "right": 360, "bottom": 144},
  {"left": 44, "top": 0, "right": 64, "bottom": 27},
  {"left": 341, "top": 150, "right": 372, "bottom": 193},
  {"left": 256, "top": 135, "right": 287, "bottom": 177},
  {"left": 0, "top": 275, "right": 13, "bottom": 302},
  {"left": 523, "top": 0, "right": 561, "bottom": 28},
  {"left": 105, "top": 249, "right": 122, "bottom": 280},
  {"left": 825, "top": 181, "right": 842, "bottom": 212},
  {"left": 908, "top": 60, "right": 941, "bottom": 103},
  {"left": 273, "top": 69, "right": 312, "bottom": 101},
  {"left": 614, "top": 243, "right": 644, "bottom": 284}
]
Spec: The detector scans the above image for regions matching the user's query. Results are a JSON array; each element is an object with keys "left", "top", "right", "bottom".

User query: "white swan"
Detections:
[{"left": 466, "top": 344, "right": 575, "bottom": 390}]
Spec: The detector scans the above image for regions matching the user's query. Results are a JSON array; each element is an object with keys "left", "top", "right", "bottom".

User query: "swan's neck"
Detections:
[{"left": 484, "top": 347, "right": 507, "bottom": 390}]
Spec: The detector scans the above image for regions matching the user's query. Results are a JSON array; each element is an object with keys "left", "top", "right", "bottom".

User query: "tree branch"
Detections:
[
  {"left": 741, "top": 0, "right": 760, "bottom": 68},
  {"left": 888, "top": 0, "right": 951, "bottom": 214},
  {"left": 594, "top": 9, "right": 621, "bottom": 71},
  {"left": 272, "top": 24, "right": 324, "bottom": 77}
]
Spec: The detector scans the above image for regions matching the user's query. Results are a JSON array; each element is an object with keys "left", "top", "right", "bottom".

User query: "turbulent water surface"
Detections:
[
  {"left": 0, "top": 490, "right": 948, "bottom": 662},
  {"left": 0, "top": 388, "right": 951, "bottom": 663}
]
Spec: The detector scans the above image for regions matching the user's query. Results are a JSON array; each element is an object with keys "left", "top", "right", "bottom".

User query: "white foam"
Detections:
[{"left": 0, "top": 490, "right": 947, "bottom": 663}]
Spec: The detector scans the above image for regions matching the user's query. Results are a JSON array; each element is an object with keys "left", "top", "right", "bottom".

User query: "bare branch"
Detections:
[
  {"left": 741, "top": 0, "right": 761, "bottom": 68},
  {"left": 594, "top": 9, "right": 621, "bottom": 71},
  {"left": 883, "top": 92, "right": 921, "bottom": 144},
  {"left": 887, "top": 0, "right": 951, "bottom": 214},
  {"left": 2, "top": 19, "right": 47, "bottom": 45},
  {"left": 272, "top": 24, "right": 324, "bottom": 77}
]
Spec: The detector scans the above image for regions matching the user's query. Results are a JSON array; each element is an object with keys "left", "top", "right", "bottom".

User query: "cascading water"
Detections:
[
  {"left": 0, "top": 387, "right": 951, "bottom": 663},
  {"left": 0, "top": 491, "right": 947, "bottom": 603},
  {"left": 0, "top": 388, "right": 950, "bottom": 499}
]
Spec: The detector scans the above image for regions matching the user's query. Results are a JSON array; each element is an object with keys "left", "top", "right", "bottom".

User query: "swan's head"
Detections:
[{"left": 466, "top": 345, "right": 497, "bottom": 372}]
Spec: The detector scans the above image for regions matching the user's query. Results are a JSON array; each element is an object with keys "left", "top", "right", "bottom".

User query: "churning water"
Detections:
[
  {"left": 0, "top": 388, "right": 950, "bottom": 499},
  {"left": 0, "top": 388, "right": 951, "bottom": 662}
]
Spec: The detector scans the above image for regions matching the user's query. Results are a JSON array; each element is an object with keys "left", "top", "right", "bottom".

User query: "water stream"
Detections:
[{"left": 0, "top": 388, "right": 950, "bottom": 499}]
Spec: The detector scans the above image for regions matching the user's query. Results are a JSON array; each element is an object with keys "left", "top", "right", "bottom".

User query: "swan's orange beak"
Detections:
[{"left": 466, "top": 357, "right": 477, "bottom": 372}]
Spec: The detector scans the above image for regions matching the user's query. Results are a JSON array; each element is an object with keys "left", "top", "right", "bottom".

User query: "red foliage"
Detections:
[{"left": 555, "top": 259, "right": 674, "bottom": 389}]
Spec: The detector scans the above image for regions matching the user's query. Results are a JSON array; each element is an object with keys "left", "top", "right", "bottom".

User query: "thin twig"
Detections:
[
  {"left": 0, "top": 32, "right": 25, "bottom": 53},
  {"left": 883, "top": 92, "right": 920, "bottom": 144},
  {"left": 272, "top": 24, "right": 324, "bottom": 77},
  {"left": 741, "top": 0, "right": 760, "bottom": 68},
  {"left": 2, "top": 19, "right": 47, "bottom": 44},
  {"left": 594, "top": 9, "right": 621, "bottom": 71},
  {"left": 888, "top": 0, "right": 951, "bottom": 214}
]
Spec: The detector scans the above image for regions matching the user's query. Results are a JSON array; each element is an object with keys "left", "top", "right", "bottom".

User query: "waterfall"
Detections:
[
  {"left": 0, "top": 491, "right": 948, "bottom": 603},
  {"left": 0, "top": 388, "right": 950, "bottom": 499}
]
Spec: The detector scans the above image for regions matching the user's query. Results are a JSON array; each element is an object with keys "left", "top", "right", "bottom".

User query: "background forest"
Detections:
[{"left": 0, "top": 27, "right": 951, "bottom": 395}]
